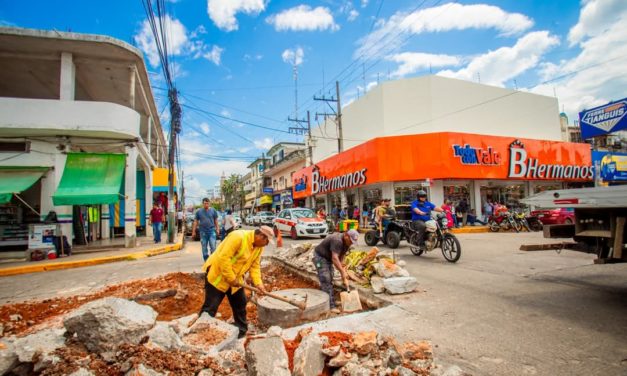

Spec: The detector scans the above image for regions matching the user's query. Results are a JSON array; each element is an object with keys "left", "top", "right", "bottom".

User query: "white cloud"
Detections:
[
  {"left": 348, "top": 9, "right": 359, "bottom": 22},
  {"left": 203, "top": 45, "right": 224, "bottom": 65},
  {"left": 281, "top": 47, "right": 305, "bottom": 66},
  {"left": 366, "top": 81, "right": 378, "bottom": 92},
  {"left": 388, "top": 52, "right": 461, "bottom": 78},
  {"left": 437, "top": 31, "right": 559, "bottom": 87},
  {"left": 356, "top": 3, "right": 533, "bottom": 59},
  {"left": 134, "top": 15, "right": 224, "bottom": 67},
  {"left": 199, "top": 122, "right": 210, "bottom": 135},
  {"left": 244, "top": 53, "right": 263, "bottom": 61},
  {"left": 361, "top": 0, "right": 368, "bottom": 8},
  {"left": 531, "top": 7, "right": 627, "bottom": 121},
  {"left": 185, "top": 160, "right": 250, "bottom": 177},
  {"left": 171, "top": 62, "right": 187, "bottom": 80},
  {"left": 568, "top": 0, "right": 625, "bottom": 46},
  {"left": 254, "top": 137, "right": 274, "bottom": 150},
  {"left": 207, "top": 0, "right": 267, "bottom": 32},
  {"left": 220, "top": 109, "right": 231, "bottom": 117},
  {"left": 266, "top": 5, "right": 339, "bottom": 32}
]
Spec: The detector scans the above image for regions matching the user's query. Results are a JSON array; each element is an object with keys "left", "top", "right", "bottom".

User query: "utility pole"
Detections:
[
  {"left": 288, "top": 110, "right": 312, "bottom": 166},
  {"left": 167, "top": 89, "right": 181, "bottom": 243},
  {"left": 313, "top": 80, "right": 343, "bottom": 153}
]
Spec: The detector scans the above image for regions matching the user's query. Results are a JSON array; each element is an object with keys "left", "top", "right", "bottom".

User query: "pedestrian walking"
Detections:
[
  {"left": 441, "top": 199, "right": 455, "bottom": 229},
  {"left": 353, "top": 206, "right": 360, "bottom": 222},
  {"left": 199, "top": 226, "right": 275, "bottom": 338},
  {"left": 224, "top": 209, "right": 236, "bottom": 237},
  {"left": 456, "top": 198, "right": 469, "bottom": 226},
  {"left": 149, "top": 202, "right": 164, "bottom": 243},
  {"left": 362, "top": 203, "right": 369, "bottom": 228},
  {"left": 192, "top": 198, "right": 220, "bottom": 261},
  {"left": 176, "top": 209, "right": 184, "bottom": 233},
  {"left": 313, "top": 230, "right": 358, "bottom": 313}
]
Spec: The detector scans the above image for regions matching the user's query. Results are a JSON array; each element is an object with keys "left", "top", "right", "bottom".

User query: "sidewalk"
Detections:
[{"left": 0, "top": 234, "right": 184, "bottom": 277}]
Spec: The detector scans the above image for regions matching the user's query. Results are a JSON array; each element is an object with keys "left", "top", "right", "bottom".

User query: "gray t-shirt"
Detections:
[
  {"left": 314, "top": 233, "right": 348, "bottom": 261},
  {"left": 195, "top": 207, "right": 218, "bottom": 232}
]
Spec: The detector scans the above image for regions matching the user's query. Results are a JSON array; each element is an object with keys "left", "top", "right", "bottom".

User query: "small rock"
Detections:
[
  {"left": 214, "top": 349, "right": 245, "bottom": 371},
  {"left": 197, "top": 369, "right": 214, "bottom": 376},
  {"left": 266, "top": 326, "right": 283, "bottom": 338},
  {"left": 68, "top": 368, "right": 95, "bottom": 376},
  {"left": 340, "top": 362, "right": 371, "bottom": 376},
  {"left": 321, "top": 345, "right": 340, "bottom": 357},
  {"left": 146, "top": 322, "right": 184, "bottom": 351},
  {"left": 9, "top": 315, "right": 21, "bottom": 322},
  {"left": 400, "top": 341, "right": 432, "bottom": 360},
  {"left": 125, "top": 364, "right": 165, "bottom": 376},
  {"left": 216, "top": 312, "right": 222, "bottom": 318},
  {"left": 328, "top": 350, "right": 353, "bottom": 367},
  {"left": 352, "top": 331, "right": 378, "bottom": 355},
  {"left": 293, "top": 334, "right": 325, "bottom": 376},
  {"left": 169, "top": 313, "right": 198, "bottom": 334},
  {"left": 433, "top": 365, "right": 465, "bottom": 376},
  {"left": 245, "top": 336, "right": 290, "bottom": 376},
  {"left": 382, "top": 347, "right": 402, "bottom": 369},
  {"left": 34, "top": 354, "right": 61, "bottom": 373},
  {"left": 0, "top": 341, "right": 18, "bottom": 375},
  {"left": 383, "top": 277, "right": 418, "bottom": 295},
  {"left": 396, "top": 260, "right": 407, "bottom": 267},
  {"left": 14, "top": 328, "right": 66, "bottom": 363},
  {"left": 0, "top": 324, "right": 3, "bottom": 336},
  {"left": 370, "top": 276, "right": 385, "bottom": 294}
]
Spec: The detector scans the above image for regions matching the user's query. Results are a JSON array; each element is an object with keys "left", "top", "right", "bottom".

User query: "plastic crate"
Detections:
[{"left": 338, "top": 219, "right": 359, "bottom": 232}]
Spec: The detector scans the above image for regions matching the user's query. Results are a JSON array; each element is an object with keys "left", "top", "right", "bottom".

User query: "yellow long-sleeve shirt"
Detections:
[{"left": 201, "top": 229, "right": 264, "bottom": 293}]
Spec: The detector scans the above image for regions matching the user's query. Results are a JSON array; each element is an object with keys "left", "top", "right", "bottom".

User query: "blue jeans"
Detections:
[
  {"left": 313, "top": 253, "right": 335, "bottom": 308},
  {"left": 152, "top": 222, "right": 162, "bottom": 243},
  {"left": 200, "top": 229, "right": 217, "bottom": 261}
]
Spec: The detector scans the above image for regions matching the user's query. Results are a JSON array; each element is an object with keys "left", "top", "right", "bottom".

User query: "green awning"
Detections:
[
  {"left": 0, "top": 168, "right": 47, "bottom": 204},
  {"left": 52, "top": 153, "right": 126, "bottom": 206}
]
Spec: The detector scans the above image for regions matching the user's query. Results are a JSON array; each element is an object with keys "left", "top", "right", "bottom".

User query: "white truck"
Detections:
[{"left": 522, "top": 185, "right": 627, "bottom": 263}]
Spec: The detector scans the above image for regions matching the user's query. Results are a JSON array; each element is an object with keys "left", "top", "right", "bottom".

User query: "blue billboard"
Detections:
[
  {"left": 592, "top": 150, "right": 627, "bottom": 183},
  {"left": 579, "top": 98, "right": 627, "bottom": 139}
]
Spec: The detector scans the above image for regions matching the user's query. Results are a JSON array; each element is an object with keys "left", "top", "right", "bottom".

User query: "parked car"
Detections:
[
  {"left": 273, "top": 208, "right": 328, "bottom": 239},
  {"left": 257, "top": 211, "right": 275, "bottom": 226},
  {"left": 245, "top": 215, "right": 255, "bottom": 226},
  {"left": 529, "top": 207, "right": 575, "bottom": 225},
  {"left": 233, "top": 214, "right": 242, "bottom": 229},
  {"left": 185, "top": 214, "right": 195, "bottom": 236}
]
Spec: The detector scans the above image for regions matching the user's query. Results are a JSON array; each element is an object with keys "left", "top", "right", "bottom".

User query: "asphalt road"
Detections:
[{"left": 1, "top": 228, "right": 626, "bottom": 375}]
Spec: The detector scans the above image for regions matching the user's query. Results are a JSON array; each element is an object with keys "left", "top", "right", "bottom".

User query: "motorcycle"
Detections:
[
  {"left": 404, "top": 212, "right": 461, "bottom": 263},
  {"left": 487, "top": 213, "right": 521, "bottom": 232},
  {"left": 513, "top": 212, "right": 532, "bottom": 232},
  {"left": 526, "top": 215, "right": 543, "bottom": 232}
]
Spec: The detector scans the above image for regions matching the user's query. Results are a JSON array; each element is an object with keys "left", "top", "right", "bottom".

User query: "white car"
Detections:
[
  {"left": 273, "top": 208, "right": 328, "bottom": 239},
  {"left": 233, "top": 215, "right": 242, "bottom": 228}
]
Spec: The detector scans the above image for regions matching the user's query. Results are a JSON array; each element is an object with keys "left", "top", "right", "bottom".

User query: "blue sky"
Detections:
[{"left": 2, "top": 0, "right": 626, "bottom": 202}]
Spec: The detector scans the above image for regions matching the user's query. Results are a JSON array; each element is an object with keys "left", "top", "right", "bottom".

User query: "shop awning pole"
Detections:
[{"left": 13, "top": 193, "right": 40, "bottom": 217}]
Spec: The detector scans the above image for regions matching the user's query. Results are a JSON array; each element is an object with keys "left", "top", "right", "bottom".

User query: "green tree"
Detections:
[{"left": 221, "top": 174, "right": 243, "bottom": 211}]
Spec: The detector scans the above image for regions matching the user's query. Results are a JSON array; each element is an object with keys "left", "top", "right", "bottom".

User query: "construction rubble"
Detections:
[
  {"left": 274, "top": 244, "right": 418, "bottom": 295},
  {"left": 0, "top": 296, "right": 462, "bottom": 376}
]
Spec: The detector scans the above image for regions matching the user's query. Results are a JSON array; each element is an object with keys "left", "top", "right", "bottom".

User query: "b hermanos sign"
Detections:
[
  {"left": 311, "top": 168, "right": 367, "bottom": 195},
  {"left": 507, "top": 140, "right": 593, "bottom": 179}
]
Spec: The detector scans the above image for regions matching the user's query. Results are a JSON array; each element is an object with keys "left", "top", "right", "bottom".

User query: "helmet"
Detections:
[{"left": 417, "top": 190, "right": 427, "bottom": 198}]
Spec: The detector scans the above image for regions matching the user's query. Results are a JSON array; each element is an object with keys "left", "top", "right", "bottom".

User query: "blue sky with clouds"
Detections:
[{"left": 2, "top": 0, "right": 626, "bottom": 202}]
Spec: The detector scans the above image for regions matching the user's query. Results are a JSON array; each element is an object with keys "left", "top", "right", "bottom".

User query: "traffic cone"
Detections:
[{"left": 276, "top": 229, "right": 283, "bottom": 248}]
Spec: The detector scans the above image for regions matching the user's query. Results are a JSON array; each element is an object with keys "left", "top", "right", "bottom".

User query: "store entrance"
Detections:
[{"left": 480, "top": 182, "right": 525, "bottom": 211}]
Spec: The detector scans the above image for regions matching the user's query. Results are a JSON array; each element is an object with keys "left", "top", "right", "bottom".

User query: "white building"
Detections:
[{"left": 0, "top": 28, "right": 168, "bottom": 256}]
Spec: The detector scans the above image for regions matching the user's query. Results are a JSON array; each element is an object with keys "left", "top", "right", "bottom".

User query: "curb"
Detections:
[
  {"left": 0, "top": 239, "right": 184, "bottom": 277},
  {"left": 450, "top": 226, "right": 490, "bottom": 234}
]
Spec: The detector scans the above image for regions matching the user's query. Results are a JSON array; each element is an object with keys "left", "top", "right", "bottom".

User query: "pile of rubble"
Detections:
[
  {"left": 0, "top": 297, "right": 246, "bottom": 375},
  {"left": 274, "top": 244, "right": 418, "bottom": 295},
  {"left": 247, "top": 326, "right": 444, "bottom": 376}
]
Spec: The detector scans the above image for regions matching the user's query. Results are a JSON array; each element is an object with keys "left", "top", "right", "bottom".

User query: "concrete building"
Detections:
[
  {"left": 0, "top": 28, "right": 168, "bottom": 256},
  {"left": 247, "top": 157, "right": 270, "bottom": 212},
  {"left": 263, "top": 142, "right": 306, "bottom": 211}
]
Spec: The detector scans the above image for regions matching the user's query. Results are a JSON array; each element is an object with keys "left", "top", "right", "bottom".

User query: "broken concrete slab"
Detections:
[
  {"left": 292, "top": 333, "right": 325, "bottom": 376},
  {"left": 125, "top": 363, "right": 165, "bottom": 376},
  {"left": 146, "top": 322, "right": 184, "bottom": 351},
  {"left": 245, "top": 336, "right": 290, "bottom": 376},
  {"left": 68, "top": 368, "right": 96, "bottom": 376},
  {"left": 169, "top": 313, "right": 198, "bottom": 335},
  {"left": 0, "top": 341, "right": 18, "bottom": 375},
  {"left": 266, "top": 325, "right": 283, "bottom": 338},
  {"left": 338, "top": 362, "right": 372, "bottom": 376},
  {"left": 327, "top": 350, "right": 353, "bottom": 367},
  {"left": 257, "top": 288, "right": 329, "bottom": 328},
  {"left": 395, "top": 366, "right": 417, "bottom": 376},
  {"left": 63, "top": 297, "right": 157, "bottom": 357},
  {"left": 383, "top": 277, "right": 418, "bottom": 295},
  {"left": 214, "top": 349, "right": 246, "bottom": 373},
  {"left": 370, "top": 276, "right": 385, "bottom": 294},
  {"left": 183, "top": 313, "right": 238, "bottom": 355},
  {"left": 13, "top": 328, "right": 66, "bottom": 363}
]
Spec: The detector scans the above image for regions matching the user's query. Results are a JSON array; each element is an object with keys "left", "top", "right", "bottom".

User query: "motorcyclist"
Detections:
[{"left": 410, "top": 190, "right": 443, "bottom": 245}]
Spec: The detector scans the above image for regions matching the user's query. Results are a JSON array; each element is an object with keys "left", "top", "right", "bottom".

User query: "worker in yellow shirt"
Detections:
[{"left": 199, "top": 225, "right": 275, "bottom": 338}]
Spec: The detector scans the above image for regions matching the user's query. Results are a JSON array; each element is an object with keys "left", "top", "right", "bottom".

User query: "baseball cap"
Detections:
[
  {"left": 258, "top": 225, "right": 276, "bottom": 245},
  {"left": 346, "top": 229, "right": 359, "bottom": 245}
]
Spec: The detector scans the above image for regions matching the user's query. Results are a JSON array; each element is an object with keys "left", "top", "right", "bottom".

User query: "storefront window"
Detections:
[
  {"left": 394, "top": 186, "right": 423, "bottom": 205},
  {"left": 362, "top": 188, "right": 382, "bottom": 212},
  {"left": 315, "top": 197, "right": 326, "bottom": 211},
  {"left": 480, "top": 184, "right": 525, "bottom": 210},
  {"left": 533, "top": 183, "right": 563, "bottom": 194},
  {"left": 443, "top": 184, "right": 470, "bottom": 207}
]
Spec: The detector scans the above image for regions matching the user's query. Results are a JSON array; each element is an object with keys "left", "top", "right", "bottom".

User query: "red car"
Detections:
[{"left": 530, "top": 208, "right": 575, "bottom": 225}]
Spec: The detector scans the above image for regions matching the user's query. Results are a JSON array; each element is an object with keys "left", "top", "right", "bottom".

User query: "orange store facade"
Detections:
[{"left": 292, "top": 132, "right": 593, "bottom": 217}]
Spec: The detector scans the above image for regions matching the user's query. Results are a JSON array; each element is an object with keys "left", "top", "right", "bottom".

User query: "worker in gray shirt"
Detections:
[
  {"left": 313, "top": 229, "right": 358, "bottom": 313},
  {"left": 192, "top": 198, "right": 220, "bottom": 261}
]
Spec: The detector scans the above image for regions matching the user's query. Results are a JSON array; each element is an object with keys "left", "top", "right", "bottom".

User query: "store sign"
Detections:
[
  {"left": 311, "top": 168, "right": 367, "bottom": 195},
  {"left": 508, "top": 140, "right": 594, "bottom": 179},
  {"left": 579, "top": 98, "right": 627, "bottom": 139},
  {"left": 294, "top": 174, "right": 308, "bottom": 192},
  {"left": 281, "top": 191, "right": 293, "bottom": 205},
  {"left": 452, "top": 144, "right": 501, "bottom": 165},
  {"left": 263, "top": 187, "right": 273, "bottom": 194},
  {"left": 592, "top": 150, "right": 627, "bottom": 182}
]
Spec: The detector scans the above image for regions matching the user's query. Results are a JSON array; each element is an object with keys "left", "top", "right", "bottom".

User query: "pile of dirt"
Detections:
[{"left": 0, "top": 265, "right": 318, "bottom": 337}]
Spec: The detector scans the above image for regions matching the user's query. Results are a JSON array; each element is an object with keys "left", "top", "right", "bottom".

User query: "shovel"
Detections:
[
  {"left": 241, "top": 283, "right": 307, "bottom": 310},
  {"left": 339, "top": 285, "right": 362, "bottom": 313}
]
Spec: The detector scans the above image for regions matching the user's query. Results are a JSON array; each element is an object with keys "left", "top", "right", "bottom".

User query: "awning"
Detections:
[
  {"left": 0, "top": 167, "right": 48, "bottom": 204},
  {"left": 153, "top": 167, "right": 177, "bottom": 192},
  {"left": 52, "top": 153, "right": 125, "bottom": 205}
]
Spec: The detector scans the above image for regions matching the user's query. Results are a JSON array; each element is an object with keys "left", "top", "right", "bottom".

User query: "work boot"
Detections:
[{"left": 330, "top": 308, "right": 340, "bottom": 314}]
